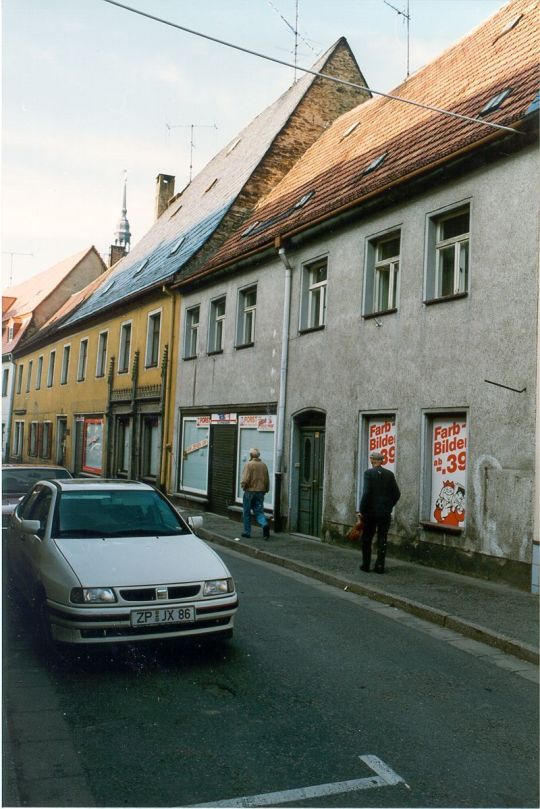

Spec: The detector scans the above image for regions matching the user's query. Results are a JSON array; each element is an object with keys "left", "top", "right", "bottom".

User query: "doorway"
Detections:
[{"left": 292, "top": 410, "right": 326, "bottom": 537}]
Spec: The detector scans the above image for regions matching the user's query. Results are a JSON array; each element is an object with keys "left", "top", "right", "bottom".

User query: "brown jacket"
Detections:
[{"left": 241, "top": 458, "right": 270, "bottom": 492}]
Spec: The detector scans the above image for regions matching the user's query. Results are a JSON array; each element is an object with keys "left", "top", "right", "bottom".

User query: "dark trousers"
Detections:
[{"left": 361, "top": 513, "right": 391, "bottom": 570}]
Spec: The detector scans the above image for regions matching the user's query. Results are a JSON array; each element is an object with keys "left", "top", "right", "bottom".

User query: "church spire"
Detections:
[{"left": 114, "top": 174, "right": 131, "bottom": 251}]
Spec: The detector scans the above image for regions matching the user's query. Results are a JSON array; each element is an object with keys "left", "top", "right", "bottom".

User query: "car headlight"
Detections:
[
  {"left": 203, "top": 578, "right": 234, "bottom": 596},
  {"left": 70, "top": 587, "right": 117, "bottom": 604}
]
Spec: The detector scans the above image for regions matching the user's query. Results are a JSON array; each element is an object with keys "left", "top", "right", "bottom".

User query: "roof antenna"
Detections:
[
  {"left": 166, "top": 122, "right": 218, "bottom": 183},
  {"left": 266, "top": 0, "right": 319, "bottom": 83},
  {"left": 384, "top": 0, "right": 411, "bottom": 78}
]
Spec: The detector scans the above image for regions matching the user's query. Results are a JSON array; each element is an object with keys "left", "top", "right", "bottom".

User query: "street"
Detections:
[{"left": 4, "top": 545, "right": 538, "bottom": 808}]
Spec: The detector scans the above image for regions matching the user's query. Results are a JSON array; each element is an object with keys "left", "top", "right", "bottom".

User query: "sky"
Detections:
[{"left": 2, "top": 0, "right": 506, "bottom": 286}]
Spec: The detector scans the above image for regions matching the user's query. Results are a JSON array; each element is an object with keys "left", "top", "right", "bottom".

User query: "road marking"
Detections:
[{"left": 187, "top": 754, "right": 405, "bottom": 807}]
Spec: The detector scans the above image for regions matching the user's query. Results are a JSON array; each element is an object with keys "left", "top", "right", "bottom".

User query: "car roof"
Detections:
[
  {"left": 52, "top": 479, "right": 155, "bottom": 491},
  {"left": 3, "top": 464, "right": 70, "bottom": 471}
]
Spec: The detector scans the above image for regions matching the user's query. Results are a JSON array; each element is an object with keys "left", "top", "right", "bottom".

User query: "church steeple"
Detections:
[{"left": 114, "top": 177, "right": 131, "bottom": 251}]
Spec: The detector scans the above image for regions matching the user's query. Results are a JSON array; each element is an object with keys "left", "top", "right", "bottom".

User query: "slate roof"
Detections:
[
  {"left": 60, "top": 39, "right": 359, "bottom": 329},
  {"left": 192, "top": 0, "right": 539, "bottom": 279}
]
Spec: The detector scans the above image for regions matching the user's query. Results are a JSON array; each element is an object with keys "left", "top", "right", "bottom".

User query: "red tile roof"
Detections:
[{"left": 192, "top": 0, "right": 538, "bottom": 279}]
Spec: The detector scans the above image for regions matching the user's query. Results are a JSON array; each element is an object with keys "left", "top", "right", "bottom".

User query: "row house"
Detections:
[
  {"left": 7, "top": 39, "right": 369, "bottom": 487},
  {"left": 171, "top": 0, "right": 539, "bottom": 590},
  {"left": 2, "top": 247, "right": 106, "bottom": 460}
]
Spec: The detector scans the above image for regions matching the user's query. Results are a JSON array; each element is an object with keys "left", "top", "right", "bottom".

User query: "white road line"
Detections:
[{"left": 187, "top": 754, "right": 404, "bottom": 807}]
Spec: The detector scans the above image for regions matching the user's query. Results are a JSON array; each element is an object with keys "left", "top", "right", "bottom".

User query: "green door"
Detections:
[{"left": 298, "top": 428, "right": 325, "bottom": 536}]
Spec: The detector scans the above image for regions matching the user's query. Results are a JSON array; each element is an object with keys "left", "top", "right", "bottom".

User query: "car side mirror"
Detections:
[
  {"left": 21, "top": 519, "right": 41, "bottom": 535},
  {"left": 187, "top": 516, "right": 203, "bottom": 531}
]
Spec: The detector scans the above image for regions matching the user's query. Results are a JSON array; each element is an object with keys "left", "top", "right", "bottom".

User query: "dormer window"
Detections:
[
  {"left": 363, "top": 152, "right": 388, "bottom": 175},
  {"left": 479, "top": 88, "right": 512, "bottom": 116},
  {"left": 7, "top": 325, "right": 14, "bottom": 341}
]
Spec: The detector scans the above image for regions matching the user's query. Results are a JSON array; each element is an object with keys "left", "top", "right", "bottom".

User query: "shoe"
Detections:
[
  {"left": 374, "top": 565, "right": 385, "bottom": 574},
  {"left": 360, "top": 564, "right": 370, "bottom": 572},
  {"left": 241, "top": 532, "right": 251, "bottom": 538},
  {"left": 263, "top": 524, "right": 270, "bottom": 540}
]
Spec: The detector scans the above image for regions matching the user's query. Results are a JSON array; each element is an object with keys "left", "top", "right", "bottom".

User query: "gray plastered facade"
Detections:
[{"left": 173, "top": 144, "right": 539, "bottom": 587}]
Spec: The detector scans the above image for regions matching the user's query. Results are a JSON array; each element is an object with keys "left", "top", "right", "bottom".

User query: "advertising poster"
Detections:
[
  {"left": 367, "top": 417, "right": 396, "bottom": 473},
  {"left": 431, "top": 416, "right": 467, "bottom": 528},
  {"left": 83, "top": 418, "right": 103, "bottom": 474}
]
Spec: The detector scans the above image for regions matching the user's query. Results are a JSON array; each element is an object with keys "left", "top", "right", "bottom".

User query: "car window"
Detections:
[
  {"left": 2, "top": 467, "right": 70, "bottom": 494},
  {"left": 19, "top": 485, "right": 53, "bottom": 537},
  {"left": 52, "top": 489, "right": 190, "bottom": 538}
]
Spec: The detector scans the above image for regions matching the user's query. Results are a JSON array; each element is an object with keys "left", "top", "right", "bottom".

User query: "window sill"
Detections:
[
  {"left": 183, "top": 355, "right": 197, "bottom": 361},
  {"left": 144, "top": 363, "right": 158, "bottom": 370},
  {"left": 420, "top": 520, "right": 463, "bottom": 535},
  {"left": 207, "top": 349, "right": 223, "bottom": 356},
  {"left": 117, "top": 369, "right": 129, "bottom": 375},
  {"left": 235, "top": 342, "right": 254, "bottom": 351},
  {"left": 298, "top": 325, "right": 325, "bottom": 335},
  {"left": 424, "top": 292, "right": 468, "bottom": 306},
  {"left": 363, "top": 308, "right": 397, "bottom": 320}
]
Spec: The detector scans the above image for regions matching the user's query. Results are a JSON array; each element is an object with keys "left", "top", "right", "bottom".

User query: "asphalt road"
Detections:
[{"left": 4, "top": 546, "right": 539, "bottom": 808}]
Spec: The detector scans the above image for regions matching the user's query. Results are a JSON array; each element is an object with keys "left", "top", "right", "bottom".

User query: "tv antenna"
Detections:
[
  {"left": 2, "top": 251, "right": 34, "bottom": 285},
  {"left": 266, "top": 0, "right": 319, "bottom": 83},
  {"left": 166, "top": 122, "right": 217, "bottom": 183},
  {"left": 384, "top": 0, "right": 411, "bottom": 78}
]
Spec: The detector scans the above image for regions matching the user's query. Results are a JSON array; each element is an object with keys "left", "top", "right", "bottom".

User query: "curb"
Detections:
[{"left": 201, "top": 529, "right": 539, "bottom": 666}]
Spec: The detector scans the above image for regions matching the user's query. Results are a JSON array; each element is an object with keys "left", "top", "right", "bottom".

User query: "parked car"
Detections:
[
  {"left": 5, "top": 479, "right": 237, "bottom": 651},
  {"left": 2, "top": 464, "right": 72, "bottom": 528}
]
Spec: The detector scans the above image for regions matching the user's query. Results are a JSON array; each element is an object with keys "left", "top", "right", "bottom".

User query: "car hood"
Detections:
[{"left": 54, "top": 534, "right": 230, "bottom": 587}]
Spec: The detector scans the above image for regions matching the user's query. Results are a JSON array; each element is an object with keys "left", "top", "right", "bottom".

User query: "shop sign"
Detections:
[
  {"left": 211, "top": 413, "right": 237, "bottom": 425},
  {"left": 367, "top": 417, "right": 396, "bottom": 472},
  {"left": 184, "top": 438, "right": 209, "bottom": 456},
  {"left": 196, "top": 416, "right": 211, "bottom": 427},
  {"left": 257, "top": 416, "right": 275, "bottom": 432},
  {"left": 431, "top": 416, "right": 467, "bottom": 528}
]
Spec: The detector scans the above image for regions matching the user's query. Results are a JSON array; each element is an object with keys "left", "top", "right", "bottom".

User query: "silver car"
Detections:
[
  {"left": 6, "top": 479, "right": 238, "bottom": 650},
  {"left": 2, "top": 464, "right": 72, "bottom": 528}
]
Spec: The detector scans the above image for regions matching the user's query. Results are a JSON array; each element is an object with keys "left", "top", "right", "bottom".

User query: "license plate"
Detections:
[{"left": 130, "top": 606, "right": 196, "bottom": 627}]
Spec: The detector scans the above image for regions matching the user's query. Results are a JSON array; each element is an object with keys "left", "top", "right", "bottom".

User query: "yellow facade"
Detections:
[{"left": 9, "top": 288, "right": 180, "bottom": 491}]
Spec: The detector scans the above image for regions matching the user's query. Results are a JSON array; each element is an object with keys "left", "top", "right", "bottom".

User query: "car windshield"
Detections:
[
  {"left": 52, "top": 489, "right": 191, "bottom": 538},
  {"left": 2, "top": 468, "right": 71, "bottom": 495}
]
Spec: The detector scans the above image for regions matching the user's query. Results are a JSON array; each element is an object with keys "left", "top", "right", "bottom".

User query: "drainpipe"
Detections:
[
  {"left": 533, "top": 249, "right": 540, "bottom": 594},
  {"left": 159, "top": 285, "right": 177, "bottom": 493},
  {"left": 274, "top": 244, "right": 293, "bottom": 532},
  {"left": 4, "top": 356, "right": 15, "bottom": 462}
]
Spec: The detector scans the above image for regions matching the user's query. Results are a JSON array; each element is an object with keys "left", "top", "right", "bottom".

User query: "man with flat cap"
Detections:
[
  {"left": 358, "top": 450, "right": 400, "bottom": 573},
  {"left": 241, "top": 448, "right": 270, "bottom": 540}
]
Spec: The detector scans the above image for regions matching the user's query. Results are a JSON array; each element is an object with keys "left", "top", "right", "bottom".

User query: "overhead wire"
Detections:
[{"left": 101, "top": 0, "right": 521, "bottom": 135}]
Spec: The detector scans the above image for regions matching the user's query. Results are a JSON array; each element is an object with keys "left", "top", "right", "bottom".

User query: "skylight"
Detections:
[
  {"left": 497, "top": 14, "right": 523, "bottom": 39},
  {"left": 362, "top": 152, "right": 388, "bottom": 175},
  {"left": 133, "top": 259, "right": 149, "bottom": 277},
  {"left": 294, "top": 191, "right": 315, "bottom": 209},
  {"left": 99, "top": 280, "right": 115, "bottom": 296},
  {"left": 479, "top": 88, "right": 512, "bottom": 116},
  {"left": 241, "top": 221, "right": 261, "bottom": 238},
  {"left": 341, "top": 121, "right": 360, "bottom": 140},
  {"left": 169, "top": 237, "right": 185, "bottom": 256}
]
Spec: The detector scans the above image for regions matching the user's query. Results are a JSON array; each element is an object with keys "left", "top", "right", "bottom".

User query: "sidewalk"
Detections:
[{"left": 177, "top": 505, "right": 539, "bottom": 664}]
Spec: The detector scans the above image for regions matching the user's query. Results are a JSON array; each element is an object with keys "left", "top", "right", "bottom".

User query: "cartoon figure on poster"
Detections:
[{"left": 431, "top": 418, "right": 467, "bottom": 527}]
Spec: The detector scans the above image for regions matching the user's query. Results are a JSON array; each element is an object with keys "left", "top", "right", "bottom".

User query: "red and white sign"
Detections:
[
  {"left": 211, "top": 413, "right": 237, "bottom": 425},
  {"left": 367, "top": 418, "right": 396, "bottom": 472},
  {"left": 431, "top": 417, "right": 467, "bottom": 528},
  {"left": 196, "top": 416, "right": 211, "bottom": 427},
  {"left": 257, "top": 416, "right": 276, "bottom": 432}
]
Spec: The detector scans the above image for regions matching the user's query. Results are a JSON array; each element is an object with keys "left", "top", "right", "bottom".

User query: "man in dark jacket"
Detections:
[{"left": 358, "top": 450, "right": 400, "bottom": 574}]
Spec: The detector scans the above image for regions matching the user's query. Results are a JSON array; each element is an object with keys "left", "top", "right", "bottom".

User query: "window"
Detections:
[
  {"left": 7, "top": 325, "right": 14, "bottom": 342},
  {"left": 61, "top": 345, "right": 71, "bottom": 385},
  {"left": 47, "top": 351, "right": 56, "bottom": 387},
  {"left": 425, "top": 204, "right": 470, "bottom": 301},
  {"left": 25, "top": 361, "right": 33, "bottom": 393},
  {"left": 16, "top": 364, "right": 23, "bottom": 394},
  {"left": 141, "top": 416, "right": 160, "bottom": 477},
  {"left": 41, "top": 422, "right": 52, "bottom": 459},
  {"left": 36, "top": 356, "right": 43, "bottom": 390},
  {"left": 77, "top": 339, "right": 89, "bottom": 381},
  {"left": 300, "top": 257, "right": 327, "bottom": 331},
  {"left": 116, "top": 418, "right": 131, "bottom": 476},
  {"left": 358, "top": 414, "right": 397, "bottom": 507},
  {"left": 96, "top": 331, "right": 108, "bottom": 378},
  {"left": 82, "top": 418, "right": 103, "bottom": 474},
  {"left": 145, "top": 311, "right": 161, "bottom": 367},
  {"left": 184, "top": 306, "right": 200, "bottom": 359},
  {"left": 364, "top": 230, "right": 400, "bottom": 315},
  {"left": 2, "top": 368, "right": 9, "bottom": 398},
  {"left": 423, "top": 413, "right": 468, "bottom": 530},
  {"left": 118, "top": 322, "right": 132, "bottom": 373},
  {"left": 13, "top": 421, "right": 24, "bottom": 457},
  {"left": 236, "top": 285, "right": 257, "bottom": 347},
  {"left": 236, "top": 416, "right": 275, "bottom": 509},
  {"left": 208, "top": 297, "right": 226, "bottom": 353},
  {"left": 29, "top": 422, "right": 38, "bottom": 457},
  {"left": 479, "top": 88, "right": 511, "bottom": 116},
  {"left": 180, "top": 417, "right": 209, "bottom": 494}
]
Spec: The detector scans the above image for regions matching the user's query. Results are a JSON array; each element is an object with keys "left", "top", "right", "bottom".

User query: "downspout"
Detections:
[
  {"left": 533, "top": 236, "right": 540, "bottom": 594},
  {"left": 274, "top": 243, "right": 293, "bottom": 532},
  {"left": 4, "top": 356, "right": 15, "bottom": 462},
  {"left": 159, "top": 285, "right": 177, "bottom": 493}
]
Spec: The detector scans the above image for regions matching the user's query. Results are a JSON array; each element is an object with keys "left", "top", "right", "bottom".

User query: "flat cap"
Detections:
[{"left": 369, "top": 450, "right": 384, "bottom": 460}]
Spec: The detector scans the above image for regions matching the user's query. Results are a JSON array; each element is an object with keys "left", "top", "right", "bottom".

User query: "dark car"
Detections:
[{"left": 2, "top": 464, "right": 72, "bottom": 527}]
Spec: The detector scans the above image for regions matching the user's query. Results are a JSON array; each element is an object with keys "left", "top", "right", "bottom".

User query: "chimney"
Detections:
[
  {"left": 155, "top": 174, "right": 175, "bottom": 220},
  {"left": 109, "top": 244, "right": 126, "bottom": 267}
]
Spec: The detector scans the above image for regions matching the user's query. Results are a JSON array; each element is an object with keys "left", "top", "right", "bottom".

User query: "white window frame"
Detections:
[
  {"left": 2, "top": 368, "right": 9, "bottom": 398},
  {"left": 145, "top": 309, "right": 162, "bottom": 368},
  {"left": 47, "top": 350, "right": 56, "bottom": 388},
  {"left": 183, "top": 305, "right": 200, "bottom": 359},
  {"left": 365, "top": 230, "right": 401, "bottom": 315},
  {"left": 424, "top": 202, "right": 471, "bottom": 301},
  {"left": 236, "top": 285, "right": 257, "bottom": 347},
  {"left": 16, "top": 364, "right": 23, "bottom": 394},
  {"left": 208, "top": 296, "right": 226, "bottom": 353},
  {"left": 12, "top": 421, "right": 24, "bottom": 457},
  {"left": 77, "top": 338, "right": 89, "bottom": 381},
  {"left": 118, "top": 321, "right": 132, "bottom": 374},
  {"left": 96, "top": 330, "right": 108, "bottom": 378},
  {"left": 61, "top": 344, "right": 71, "bottom": 385},
  {"left": 26, "top": 360, "right": 33, "bottom": 393},
  {"left": 35, "top": 356, "right": 43, "bottom": 390},
  {"left": 300, "top": 256, "right": 328, "bottom": 331},
  {"left": 421, "top": 410, "right": 468, "bottom": 529},
  {"left": 7, "top": 324, "right": 14, "bottom": 342},
  {"left": 180, "top": 416, "right": 210, "bottom": 494}
]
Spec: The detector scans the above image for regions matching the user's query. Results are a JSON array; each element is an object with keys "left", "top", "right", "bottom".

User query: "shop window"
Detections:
[
  {"left": 145, "top": 311, "right": 161, "bottom": 368},
  {"left": 300, "top": 257, "right": 327, "bottom": 331},
  {"left": 61, "top": 345, "right": 71, "bottom": 385},
  {"left": 82, "top": 418, "right": 103, "bottom": 474},
  {"left": 364, "top": 230, "right": 400, "bottom": 315},
  {"left": 235, "top": 415, "right": 275, "bottom": 509},
  {"left": 425, "top": 204, "right": 470, "bottom": 302},
  {"left": 118, "top": 322, "right": 132, "bottom": 373},
  {"left": 183, "top": 305, "right": 200, "bottom": 359},
  {"left": 358, "top": 414, "right": 397, "bottom": 506},
  {"left": 422, "top": 412, "right": 468, "bottom": 529},
  {"left": 77, "top": 338, "right": 89, "bottom": 381},
  {"left": 141, "top": 416, "right": 160, "bottom": 477},
  {"left": 96, "top": 331, "right": 108, "bottom": 378},
  {"left": 208, "top": 297, "right": 226, "bottom": 354},
  {"left": 236, "top": 285, "right": 257, "bottom": 347},
  {"left": 180, "top": 417, "right": 210, "bottom": 494}
]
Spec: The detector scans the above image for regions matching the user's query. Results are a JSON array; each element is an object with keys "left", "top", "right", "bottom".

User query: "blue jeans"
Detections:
[{"left": 243, "top": 491, "right": 268, "bottom": 535}]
